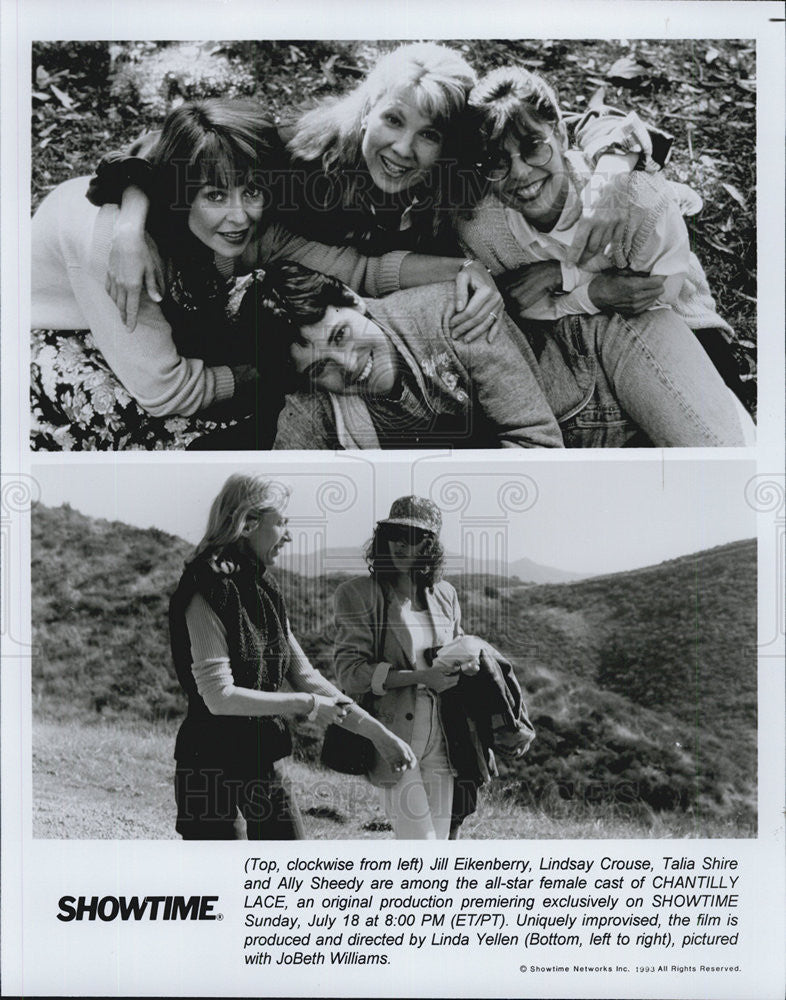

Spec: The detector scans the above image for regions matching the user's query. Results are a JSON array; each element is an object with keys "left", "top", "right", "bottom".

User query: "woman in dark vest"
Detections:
[{"left": 169, "top": 473, "right": 415, "bottom": 839}]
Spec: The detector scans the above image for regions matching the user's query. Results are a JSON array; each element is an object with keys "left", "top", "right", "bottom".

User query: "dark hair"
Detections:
[
  {"left": 255, "top": 260, "right": 360, "bottom": 390},
  {"left": 469, "top": 66, "right": 561, "bottom": 152},
  {"left": 364, "top": 524, "right": 445, "bottom": 589},
  {"left": 146, "top": 98, "right": 283, "bottom": 250}
]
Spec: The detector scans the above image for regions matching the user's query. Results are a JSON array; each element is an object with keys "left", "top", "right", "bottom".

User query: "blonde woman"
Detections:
[{"left": 168, "top": 474, "right": 415, "bottom": 839}]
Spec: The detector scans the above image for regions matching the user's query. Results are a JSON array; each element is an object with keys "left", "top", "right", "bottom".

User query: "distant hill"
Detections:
[
  {"left": 507, "top": 555, "right": 583, "bottom": 585},
  {"left": 31, "top": 503, "right": 757, "bottom": 829},
  {"left": 279, "top": 545, "right": 581, "bottom": 585}
]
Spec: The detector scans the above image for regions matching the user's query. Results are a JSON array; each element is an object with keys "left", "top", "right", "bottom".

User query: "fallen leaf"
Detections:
[
  {"left": 322, "top": 54, "right": 339, "bottom": 86},
  {"left": 721, "top": 182, "right": 747, "bottom": 209},
  {"left": 588, "top": 86, "right": 606, "bottom": 109},
  {"left": 608, "top": 55, "right": 651, "bottom": 83},
  {"left": 705, "top": 47, "right": 720, "bottom": 64},
  {"left": 50, "top": 84, "right": 73, "bottom": 109},
  {"left": 704, "top": 236, "right": 735, "bottom": 256}
]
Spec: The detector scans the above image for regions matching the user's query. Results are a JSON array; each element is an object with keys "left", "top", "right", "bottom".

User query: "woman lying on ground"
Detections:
[
  {"left": 169, "top": 473, "right": 416, "bottom": 840},
  {"left": 455, "top": 66, "right": 754, "bottom": 447},
  {"left": 253, "top": 259, "right": 749, "bottom": 449},
  {"left": 32, "top": 82, "right": 501, "bottom": 448}
]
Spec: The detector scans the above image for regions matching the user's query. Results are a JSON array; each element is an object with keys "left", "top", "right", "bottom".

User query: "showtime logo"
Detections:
[{"left": 57, "top": 895, "right": 221, "bottom": 922}]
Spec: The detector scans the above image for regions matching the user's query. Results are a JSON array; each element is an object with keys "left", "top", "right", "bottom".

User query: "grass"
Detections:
[
  {"left": 32, "top": 506, "right": 758, "bottom": 833},
  {"left": 32, "top": 717, "right": 753, "bottom": 841}
]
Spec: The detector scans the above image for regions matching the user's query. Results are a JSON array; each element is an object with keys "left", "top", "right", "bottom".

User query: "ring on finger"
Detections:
[{"left": 488, "top": 311, "right": 498, "bottom": 322}]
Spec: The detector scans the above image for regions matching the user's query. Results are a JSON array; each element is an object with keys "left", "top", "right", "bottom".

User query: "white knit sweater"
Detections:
[{"left": 458, "top": 164, "right": 733, "bottom": 337}]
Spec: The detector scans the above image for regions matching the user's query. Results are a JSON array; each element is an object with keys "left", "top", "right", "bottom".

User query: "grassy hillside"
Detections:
[{"left": 31, "top": 503, "right": 757, "bottom": 832}]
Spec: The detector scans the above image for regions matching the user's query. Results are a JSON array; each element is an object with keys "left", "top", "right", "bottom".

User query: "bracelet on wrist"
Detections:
[{"left": 305, "top": 693, "right": 319, "bottom": 721}]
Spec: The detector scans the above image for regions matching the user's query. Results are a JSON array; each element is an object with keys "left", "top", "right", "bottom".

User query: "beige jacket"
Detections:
[{"left": 333, "top": 576, "right": 462, "bottom": 787}]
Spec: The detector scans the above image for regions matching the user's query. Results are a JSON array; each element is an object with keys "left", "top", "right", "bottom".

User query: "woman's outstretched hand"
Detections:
[
  {"left": 106, "top": 229, "right": 164, "bottom": 331},
  {"left": 449, "top": 260, "right": 504, "bottom": 343},
  {"left": 373, "top": 729, "right": 418, "bottom": 773}
]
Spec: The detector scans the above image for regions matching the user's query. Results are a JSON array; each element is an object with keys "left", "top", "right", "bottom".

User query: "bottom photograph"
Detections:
[{"left": 30, "top": 455, "right": 757, "bottom": 841}]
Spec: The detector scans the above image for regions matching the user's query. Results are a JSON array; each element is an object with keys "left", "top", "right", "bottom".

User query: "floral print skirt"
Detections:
[{"left": 30, "top": 329, "right": 239, "bottom": 450}]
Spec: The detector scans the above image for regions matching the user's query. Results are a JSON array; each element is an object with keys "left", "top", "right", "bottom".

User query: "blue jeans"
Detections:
[{"left": 533, "top": 310, "right": 752, "bottom": 447}]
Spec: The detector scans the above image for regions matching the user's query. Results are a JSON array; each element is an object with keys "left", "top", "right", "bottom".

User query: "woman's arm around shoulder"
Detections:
[{"left": 31, "top": 178, "right": 235, "bottom": 417}]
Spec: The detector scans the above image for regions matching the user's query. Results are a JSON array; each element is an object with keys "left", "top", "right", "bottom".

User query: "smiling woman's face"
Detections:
[
  {"left": 187, "top": 182, "right": 265, "bottom": 257},
  {"left": 361, "top": 90, "right": 444, "bottom": 195},
  {"left": 490, "top": 127, "right": 569, "bottom": 231},
  {"left": 290, "top": 305, "right": 399, "bottom": 396}
]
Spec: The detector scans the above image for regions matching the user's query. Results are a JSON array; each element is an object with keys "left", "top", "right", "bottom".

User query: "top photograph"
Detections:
[{"left": 30, "top": 38, "right": 757, "bottom": 451}]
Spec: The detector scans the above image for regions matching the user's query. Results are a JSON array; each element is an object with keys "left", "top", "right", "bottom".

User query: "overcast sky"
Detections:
[{"left": 32, "top": 455, "right": 756, "bottom": 577}]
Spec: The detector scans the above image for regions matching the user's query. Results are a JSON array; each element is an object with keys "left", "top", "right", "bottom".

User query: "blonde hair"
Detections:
[
  {"left": 190, "top": 474, "right": 290, "bottom": 564},
  {"left": 288, "top": 42, "right": 476, "bottom": 175}
]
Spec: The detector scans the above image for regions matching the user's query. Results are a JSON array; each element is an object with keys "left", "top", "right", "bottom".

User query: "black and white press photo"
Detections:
[
  {"left": 3, "top": 1, "right": 784, "bottom": 997},
  {"left": 30, "top": 37, "right": 757, "bottom": 451},
  {"left": 31, "top": 457, "right": 757, "bottom": 841}
]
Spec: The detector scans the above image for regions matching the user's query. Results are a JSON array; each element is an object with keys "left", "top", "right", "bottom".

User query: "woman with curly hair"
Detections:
[
  {"left": 168, "top": 473, "right": 416, "bottom": 839},
  {"left": 332, "top": 496, "right": 518, "bottom": 839}
]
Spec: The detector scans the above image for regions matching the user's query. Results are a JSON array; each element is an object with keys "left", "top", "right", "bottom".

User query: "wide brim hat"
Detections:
[{"left": 377, "top": 496, "right": 442, "bottom": 536}]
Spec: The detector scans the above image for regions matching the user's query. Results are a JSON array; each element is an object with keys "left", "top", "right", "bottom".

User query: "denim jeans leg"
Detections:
[
  {"left": 586, "top": 309, "right": 753, "bottom": 447},
  {"left": 534, "top": 316, "right": 638, "bottom": 448}
]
